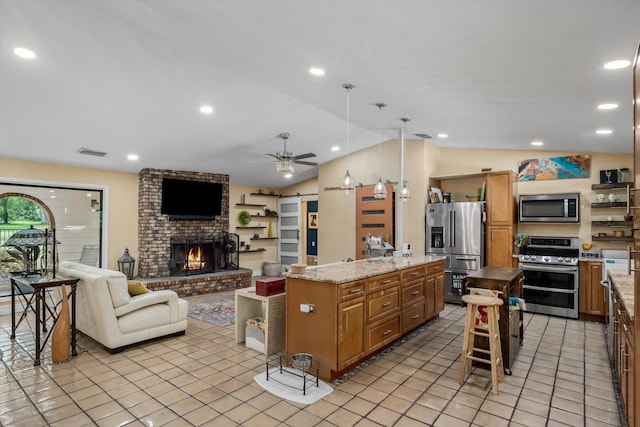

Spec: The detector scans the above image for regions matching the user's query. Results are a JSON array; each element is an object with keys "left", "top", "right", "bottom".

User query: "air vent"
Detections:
[
  {"left": 414, "top": 133, "right": 432, "bottom": 139},
  {"left": 77, "top": 148, "right": 108, "bottom": 157}
]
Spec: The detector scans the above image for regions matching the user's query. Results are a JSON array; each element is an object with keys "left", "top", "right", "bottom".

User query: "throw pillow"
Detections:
[
  {"left": 107, "top": 274, "right": 131, "bottom": 307},
  {"left": 128, "top": 280, "right": 151, "bottom": 296}
]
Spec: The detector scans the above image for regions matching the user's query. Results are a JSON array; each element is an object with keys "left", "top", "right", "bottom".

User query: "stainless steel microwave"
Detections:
[{"left": 519, "top": 193, "right": 580, "bottom": 223}]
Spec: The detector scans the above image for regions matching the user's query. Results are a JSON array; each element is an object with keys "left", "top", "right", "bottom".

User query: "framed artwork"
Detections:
[
  {"left": 308, "top": 212, "right": 318, "bottom": 229},
  {"left": 517, "top": 154, "right": 590, "bottom": 181}
]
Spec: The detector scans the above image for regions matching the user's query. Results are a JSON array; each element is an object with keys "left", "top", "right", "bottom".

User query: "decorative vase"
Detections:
[
  {"left": 268, "top": 222, "right": 273, "bottom": 238},
  {"left": 51, "top": 285, "right": 70, "bottom": 362}
]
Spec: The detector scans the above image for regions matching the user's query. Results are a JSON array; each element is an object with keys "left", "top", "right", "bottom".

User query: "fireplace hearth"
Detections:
[{"left": 169, "top": 233, "right": 239, "bottom": 276}]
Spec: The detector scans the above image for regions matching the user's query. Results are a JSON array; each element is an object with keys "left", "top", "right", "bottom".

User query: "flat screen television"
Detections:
[{"left": 161, "top": 178, "right": 223, "bottom": 220}]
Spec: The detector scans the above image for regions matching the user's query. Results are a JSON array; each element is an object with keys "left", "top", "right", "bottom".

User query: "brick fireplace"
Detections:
[{"left": 137, "top": 168, "right": 250, "bottom": 296}]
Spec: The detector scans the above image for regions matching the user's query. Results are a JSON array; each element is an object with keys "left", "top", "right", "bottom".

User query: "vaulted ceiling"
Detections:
[{"left": 1, "top": 0, "right": 639, "bottom": 188}]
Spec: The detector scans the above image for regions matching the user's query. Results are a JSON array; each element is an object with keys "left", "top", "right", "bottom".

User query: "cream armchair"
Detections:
[{"left": 58, "top": 261, "right": 188, "bottom": 352}]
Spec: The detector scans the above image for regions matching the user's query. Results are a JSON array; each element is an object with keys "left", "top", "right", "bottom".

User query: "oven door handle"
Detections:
[
  {"left": 519, "top": 263, "right": 579, "bottom": 273},
  {"left": 524, "top": 284, "right": 578, "bottom": 294}
]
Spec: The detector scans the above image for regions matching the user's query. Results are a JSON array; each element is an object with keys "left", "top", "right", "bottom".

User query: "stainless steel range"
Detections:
[{"left": 517, "top": 236, "right": 579, "bottom": 319}]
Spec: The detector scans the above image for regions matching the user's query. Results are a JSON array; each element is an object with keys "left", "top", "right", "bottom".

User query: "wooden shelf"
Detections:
[
  {"left": 591, "top": 182, "right": 634, "bottom": 190},
  {"left": 251, "top": 214, "right": 276, "bottom": 219},
  {"left": 430, "top": 172, "right": 488, "bottom": 180},
  {"left": 251, "top": 237, "right": 278, "bottom": 240},
  {"left": 239, "top": 248, "right": 267, "bottom": 253},
  {"left": 592, "top": 236, "right": 633, "bottom": 242},
  {"left": 250, "top": 192, "right": 280, "bottom": 197},
  {"left": 236, "top": 226, "right": 266, "bottom": 229},
  {"left": 235, "top": 203, "right": 266, "bottom": 208},
  {"left": 591, "top": 202, "right": 627, "bottom": 208},
  {"left": 591, "top": 221, "right": 633, "bottom": 227}
]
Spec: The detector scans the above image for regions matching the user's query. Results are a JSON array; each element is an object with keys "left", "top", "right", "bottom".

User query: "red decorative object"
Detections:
[{"left": 256, "top": 277, "right": 285, "bottom": 296}]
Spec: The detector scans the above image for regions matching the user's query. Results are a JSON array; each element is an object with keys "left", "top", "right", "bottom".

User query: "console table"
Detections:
[
  {"left": 10, "top": 274, "right": 80, "bottom": 365},
  {"left": 235, "top": 287, "right": 286, "bottom": 355}
]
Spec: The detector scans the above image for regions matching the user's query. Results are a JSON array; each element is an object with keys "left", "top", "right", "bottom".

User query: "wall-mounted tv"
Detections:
[{"left": 161, "top": 178, "right": 223, "bottom": 220}]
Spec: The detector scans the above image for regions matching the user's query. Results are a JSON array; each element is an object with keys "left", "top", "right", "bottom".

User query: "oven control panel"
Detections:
[{"left": 518, "top": 254, "right": 579, "bottom": 265}]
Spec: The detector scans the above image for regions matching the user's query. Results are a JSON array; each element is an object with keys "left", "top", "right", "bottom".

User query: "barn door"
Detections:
[{"left": 278, "top": 196, "right": 302, "bottom": 270}]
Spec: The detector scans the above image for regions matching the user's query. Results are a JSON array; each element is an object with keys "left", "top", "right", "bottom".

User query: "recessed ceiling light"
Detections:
[
  {"left": 598, "top": 103, "right": 618, "bottom": 110},
  {"left": 14, "top": 47, "right": 36, "bottom": 59},
  {"left": 604, "top": 60, "right": 630, "bottom": 70},
  {"left": 331, "top": 145, "right": 340, "bottom": 151},
  {"left": 531, "top": 141, "right": 544, "bottom": 146},
  {"left": 127, "top": 154, "right": 139, "bottom": 161},
  {"left": 596, "top": 129, "right": 613, "bottom": 135},
  {"left": 437, "top": 133, "right": 448, "bottom": 138},
  {"left": 309, "top": 68, "right": 325, "bottom": 76},
  {"left": 200, "top": 105, "right": 214, "bottom": 114},
  {"left": 284, "top": 173, "right": 293, "bottom": 179}
]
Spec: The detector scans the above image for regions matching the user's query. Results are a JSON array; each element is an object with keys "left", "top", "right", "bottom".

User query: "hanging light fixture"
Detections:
[
  {"left": 340, "top": 83, "right": 356, "bottom": 194},
  {"left": 398, "top": 118, "right": 411, "bottom": 202},
  {"left": 275, "top": 133, "right": 295, "bottom": 175},
  {"left": 373, "top": 103, "right": 388, "bottom": 199}
]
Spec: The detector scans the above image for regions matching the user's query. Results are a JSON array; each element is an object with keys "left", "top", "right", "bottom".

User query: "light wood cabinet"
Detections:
[
  {"left": 578, "top": 261, "right": 606, "bottom": 321},
  {"left": 286, "top": 259, "right": 446, "bottom": 381},
  {"left": 486, "top": 171, "right": 516, "bottom": 267}
]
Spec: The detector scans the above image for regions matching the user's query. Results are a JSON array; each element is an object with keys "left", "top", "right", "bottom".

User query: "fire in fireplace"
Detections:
[{"left": 169, "top": 233, "right": 239, "bottom": 276}]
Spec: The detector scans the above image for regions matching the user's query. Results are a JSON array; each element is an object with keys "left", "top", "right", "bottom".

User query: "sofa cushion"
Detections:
[
  {"left": 107, "top": 274, "right": 131, "bottom": 308},
  {"left": 128, "top": 280, "right": 151, "bottom": 296}
]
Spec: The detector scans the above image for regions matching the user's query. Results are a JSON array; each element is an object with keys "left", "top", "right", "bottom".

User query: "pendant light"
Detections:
[
  {"left": 398, "top": 118, "right": 411, "bottom": 202},
  {"left": 373, "top": 103, "right": 388, "bottom": 199},
  {"left": 341, "top": 83, "right": 356, "bottom": 194}
]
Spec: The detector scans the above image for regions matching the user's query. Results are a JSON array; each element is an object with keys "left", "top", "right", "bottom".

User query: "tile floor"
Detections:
[{"left": 0, "top": 290, "right": 624, "bottom": 427}]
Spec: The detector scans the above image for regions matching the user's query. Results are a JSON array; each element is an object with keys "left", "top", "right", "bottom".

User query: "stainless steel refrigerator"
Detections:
[{"left": 425, "top": 201, "right": 485, "bottom": 304}]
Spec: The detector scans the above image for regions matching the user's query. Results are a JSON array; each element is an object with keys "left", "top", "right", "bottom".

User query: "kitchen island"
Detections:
[
  {"left": 284, "top": 255, "right": 446, "bottom": 381},
  {"left": 608, "top": 268, "right": 635, "bottom": 427}
]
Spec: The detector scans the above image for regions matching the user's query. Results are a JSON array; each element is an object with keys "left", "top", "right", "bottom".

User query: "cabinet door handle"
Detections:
[
  {"left": 382, "top": 279, "right": 392, "bottom": 284},
  {"left": 412, "top": 314, "right": 420, "bottom": 319},
  {"left": 382, "top": 301, "right": 392, "bottom": 307},
  {"left": 411, "top": 290, "right": 420, "bottom": 296},
  {"left": 382, "top": 329, "right": 393, "bottom": 335},
  {"left": 349, "top": 288, "right": 361, "bottom": 294},
  {"left": 345, "top": 312, "right": 349, "bottom": 330}
]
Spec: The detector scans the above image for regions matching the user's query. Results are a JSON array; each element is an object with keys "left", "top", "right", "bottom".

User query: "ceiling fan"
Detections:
[{"left": 267, "top": 133, "right": 317, "bottom": 174}]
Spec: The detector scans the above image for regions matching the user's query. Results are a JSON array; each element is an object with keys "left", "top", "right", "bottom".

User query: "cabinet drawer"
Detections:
[
  {"left": 367, "top": 272, "right": 401, "bottom": 293},
  {"left": 402, "top": 266, "right": 425, "bottom": 281},
  {"left": 426, "top": 261, "right": 445, "bottom": 276},
  {"left": 339, "top": 281, "right": 365, "bottom": 302},
  {"left": 402, "top": 302, "right": 425, "bottom": 332},
  {"left": 402, "top": 280, "right": 425, "bottom": 306},
  {"left": 367, "top": 287, "right": 400, "bottom": 321},
  {"left": 366, "top": 314, "right": 400, "bottom": 353}
]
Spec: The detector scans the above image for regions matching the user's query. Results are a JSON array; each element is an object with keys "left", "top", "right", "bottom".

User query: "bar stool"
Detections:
[{"left": 459, "top": 294, "right": 504, "bottom": 394}]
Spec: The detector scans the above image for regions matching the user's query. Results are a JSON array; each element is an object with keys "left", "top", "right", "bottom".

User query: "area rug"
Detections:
[
  {"left": 254, "top": 368, "right": 333, "bottom": 405},
  {"left": 187, "top": 295, "right": 235, "bottom": 326}
]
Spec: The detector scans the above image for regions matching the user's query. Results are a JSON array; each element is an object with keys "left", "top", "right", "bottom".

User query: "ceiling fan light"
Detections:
[
  {"left": 341, "top": 170, "right": 355, "bottom": 194},
  {"left": 276, "top": 158, "right": 294, "bottom": 174},
  {"left": 373, "top": 177, "right": 387, "bottom": 199}
]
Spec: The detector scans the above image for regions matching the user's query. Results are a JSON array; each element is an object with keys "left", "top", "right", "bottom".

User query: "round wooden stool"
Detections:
[{"left": 459, "top": 294, "right": 504, "bottom": 394}]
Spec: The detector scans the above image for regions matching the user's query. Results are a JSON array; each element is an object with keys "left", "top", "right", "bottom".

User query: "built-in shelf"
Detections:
[
  {"left": 235, "top": 203, "right": 266, "bottom": 208},
  {"left": 250, "top": 192, "right": 280, "bottom": 197},
  {"left": 250, "top": 237, "right": 278, "bottom": 240},
  {"left": 591, "top": 221, "right": 633, "bottom": 227},
  {"left": 240, "top": 248, "right": 267, "bottom": 253},
  {"left": 591, "top": 202, "right": 628, "bottom": 208},
  {"left": 236, "top": 226, "right": 267, "bottom": 229},
  {"left": 592, "top": 236, "right": 634, "bottom": 242},
  {"left": 591, "top": 182, "right": 634, "bottom": 190}
]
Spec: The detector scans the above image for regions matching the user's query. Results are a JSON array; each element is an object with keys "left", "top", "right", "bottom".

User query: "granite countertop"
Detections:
[
  {"left": 282, "top": 255, "right": 447, "bottom": 284},
  {"left": 608, "top": 265, "right": 635, "bottom": 322}
]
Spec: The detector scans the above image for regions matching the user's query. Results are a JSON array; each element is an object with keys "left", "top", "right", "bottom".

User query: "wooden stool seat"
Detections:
[{"left": 459, "top": 294, "right": 504, "bottom": 394}]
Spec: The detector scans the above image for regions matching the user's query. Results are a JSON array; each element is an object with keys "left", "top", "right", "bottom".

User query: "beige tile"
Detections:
[
  {"left": 472, "top": 410, "right": 510, "bottom": 427},
  {"left": 404, "top": 403, "right": 440, "bottom": 425},
  {"left": 441, "top": 401, "right": 478, "bottom": 422},
  {"left": 183, "top": 405, "right": 221, "bottom": 426},
  {"left": 366, "top": 405, "right": 402, "bottom": 425},
  {"left": 343, "top": 396, "right": 377, "bottom": 416}
]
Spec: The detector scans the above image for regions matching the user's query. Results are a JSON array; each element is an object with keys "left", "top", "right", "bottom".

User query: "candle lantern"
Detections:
[{"left": 117, "top": 248, "right": 136, "bottom": 279}]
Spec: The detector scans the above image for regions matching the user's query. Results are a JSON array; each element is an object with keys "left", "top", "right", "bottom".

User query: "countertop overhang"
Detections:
[
  {"left": 607, "top": 265, "right": 635, "bottom": 321},
  {"left": 282, "top": 255, "right": 447, "bottom": 284}
]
